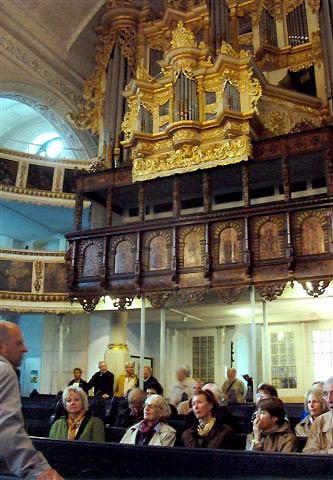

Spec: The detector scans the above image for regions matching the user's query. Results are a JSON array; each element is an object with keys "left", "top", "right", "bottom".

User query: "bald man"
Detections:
[
  {"left": 222, "top": 368, "right": 246, "bottom": 404},
  {"left": 0, "top": 321, "right": 63, "bottom": 479}
]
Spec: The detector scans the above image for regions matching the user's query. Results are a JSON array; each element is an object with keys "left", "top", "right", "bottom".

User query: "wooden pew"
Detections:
[{"left": 31, "top": 437, "right": 333, "bottom": 479}]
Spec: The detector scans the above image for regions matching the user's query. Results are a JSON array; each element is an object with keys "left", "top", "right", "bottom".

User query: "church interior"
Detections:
[{"left": 0, "top": 2, "right": 333, "bottom": 471}]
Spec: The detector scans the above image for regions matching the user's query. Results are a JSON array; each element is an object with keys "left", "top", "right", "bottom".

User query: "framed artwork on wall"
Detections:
[{"left": 130, "top": 355, "right": 153, "bottom": 374}]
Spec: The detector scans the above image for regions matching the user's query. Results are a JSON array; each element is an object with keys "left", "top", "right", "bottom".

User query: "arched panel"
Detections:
[
  {"left": 82, "top": 244, "right": 100, "bottom": 277},
  {"left": 259, "top": 221, "right": 280, "bottom": 259},
  {"left": 301, "top": 216, "right": 325, "bottom": 255},
  {"left": 219, "top": 227, "right": 239, "bottom": 263},
  {"left": 114, "top": 240, "right": 135, "bottom": 274},
  {"left": 184, "top": 231, "right": 203, "bottom": 267},
  {"left": 149, "top": 235, "right": 168, "bottom": 271}
]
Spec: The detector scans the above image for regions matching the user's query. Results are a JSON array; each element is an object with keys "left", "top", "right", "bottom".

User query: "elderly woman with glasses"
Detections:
[
  {"left": 295, "top": 387, "right": 328, "bottom": 436},
  {"left": 120, "top": 394, "right": 176, "bottom": 446},
  {"left": 49, "top": 386, "right": 105, "bottom": 442}
]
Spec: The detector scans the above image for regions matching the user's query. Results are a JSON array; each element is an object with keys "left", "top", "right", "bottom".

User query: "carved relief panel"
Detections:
[
  {"left": 293, "top": 209, "right": 330, "bottom": 256},
  {"left": 109, "top": 234, "right": 136, "bottom": 274},
  {"left": 251, "top": 215, "right": 285, "bottom": 261},
  {"left": 212, "top": 220, "right": 243, "bottom": 265},
  {"left": 78, "top": 240, "right": 103, "bottom": 277},
  {"left": 179, "top": 226, "right": 205, "bottom": 268},
  {"left": 142, "top": 230, "right": 172, "bottom": 271}
]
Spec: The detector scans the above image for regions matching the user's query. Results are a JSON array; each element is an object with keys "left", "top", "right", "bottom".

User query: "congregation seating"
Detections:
[{"left": 30, "top": 436, "right": 332, "bottom": 479}]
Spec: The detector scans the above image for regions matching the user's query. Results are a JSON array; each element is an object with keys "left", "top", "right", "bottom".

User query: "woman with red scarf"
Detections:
[{"left": 120, "top": 394, "right": 176, "bottom": 446}]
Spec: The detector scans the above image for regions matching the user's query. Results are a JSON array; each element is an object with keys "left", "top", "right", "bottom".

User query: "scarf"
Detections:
[
  {"left": 140, "top": 420, "right": 157, "bottom": 434},
  {"left": 67, "top": 411, "right": 87, "bottom": 440},
  {"left": 197, "top": 416, "right": 216, "bottom": 437}
]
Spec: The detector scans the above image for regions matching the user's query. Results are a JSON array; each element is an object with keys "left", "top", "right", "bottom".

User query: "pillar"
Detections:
[
  {"left": 105, "top": 310, "right": 130, "bottom": 380},
  {"left": 160, "top": 309, "right": 166, "bottom": 390},
  {"left": 262, "top": 300, "right": 270, "bottom": 382},
  {"left": 250, "top": 286, "right": 257, "bottom": 397},
  {"left": 139, "top": 297, "right": 146, "bottom": 389}
]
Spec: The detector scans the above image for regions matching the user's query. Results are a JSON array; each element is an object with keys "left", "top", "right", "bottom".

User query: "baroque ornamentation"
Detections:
[
  {"left": 300, "top": 280, "right": 330, "bottom": 298},
  {"left": 258, "top": 282, "right": 287, "bottom": 301},
  {"left": 170, "top": 21, "right": 197, "bottom": 49},
  {"left": 78, "top": 296, "right": 101, "bottom": 312},
  {"left": 147, "top": 292, "right": 170, "bottom": 309},
  {"left": 213, "top": 287, "right": 244, "bottom": 304},
  {"left": 178, "top": 287, "right": 207, "bottom": 305},
  {"left": 112, "top": 296, "right": 134, "bottom": 310},
  {"left": 33, "top": 261, "right": 44, "bottom": 292}
]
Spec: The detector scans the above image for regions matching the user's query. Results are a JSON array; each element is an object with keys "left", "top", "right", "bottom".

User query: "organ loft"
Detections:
[{"left": 67, "top": 0, "right": 333, "bottom": 316}]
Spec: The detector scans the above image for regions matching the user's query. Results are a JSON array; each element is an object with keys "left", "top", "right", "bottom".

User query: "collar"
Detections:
[
  {"left": 321, "top": 412, "right": 333, "bottom": 432},
  {"left": 0, "top": 355, "right": 14, "bottom": 368}
]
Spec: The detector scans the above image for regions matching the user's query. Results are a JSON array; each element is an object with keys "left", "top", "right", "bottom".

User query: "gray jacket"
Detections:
[{"left": 0, "top": 355, "right": 51, "bottom": 478}]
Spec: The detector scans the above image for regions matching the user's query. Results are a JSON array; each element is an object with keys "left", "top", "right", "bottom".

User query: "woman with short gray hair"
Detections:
[
  {"left": 49, "top": 386, "right": 105, "bottom": 442},
  {"left": 120, "top": 394, "right": 176, "bottom": 446}
]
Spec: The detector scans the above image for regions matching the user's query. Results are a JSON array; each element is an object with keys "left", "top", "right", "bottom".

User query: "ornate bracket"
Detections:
[
  {"left": 78, "top": 296, "right": 101, "bottom": 312},
  {"left": 147, "top": 292, "right": 171, "bottom": 309},
  {"left": 258, "top": 282, "right": 287, "bottom": 301},
  {"left": 213, "top": 287, "right": 244, "bottom": 304},
  {"left": 112, "top": 296, "right": 134, "bottom": 310},
  {"left": 300, "top": 280, "right": 330, "bottom": 298},
  {"left": 178, "top": 287, "right": 207, "bottom": 305}
]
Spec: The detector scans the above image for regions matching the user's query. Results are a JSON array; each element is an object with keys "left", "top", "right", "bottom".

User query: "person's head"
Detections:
[
  {"left": 312, "top": 380, "right": 325, "bottom": 393},
  {"left": 304, "top": 388, "right": 328, "bottom": 418},
  {"left": 192, "top": 379, "right": 203, "bottom": 395},
  {"left": 323, "top": 377, "right": 333, "bottom": 413},
  {"left": 73, "top": 368, "right": 82, "bottom": 380},
  {"left": 0, "top": 321, "right": 28, "bottom": 367},
  {"left": 144, "top": 365, "right": 152, "bottom": 380},
  {"left": 227, "top": 368, "right": 236, "bottom": 379},
  {"left": 256, "top": 383, "right": 278, "bottom": 405},
  {"left": 192, "top": 389, "right": 220, "bottom": 422},
  {"left": 144, "top": 394, "right": 171, "bottom": 424},
  {"left": 176, "top": 365, "right": 190, "bottom": 382},
  {"left": 62, "top": 386, "right": 88, "bottom": 416},
  {"left": 98, "top": 361, "right": 107, "bottom": 373},
  {"left": 125, "top": 361, "right": 135, "bottom": 376},
  {"left": 128, "top": 388, "right": 146, "bottom": 416},
  {"left": 202, "top": 383, "right": 223, "bottom": 406},
  {"left": 146, "top": 382, "right": 163, "bottom": 396},
  {"left": 256, "top": 397, "right": 286, "bottom": 430}
]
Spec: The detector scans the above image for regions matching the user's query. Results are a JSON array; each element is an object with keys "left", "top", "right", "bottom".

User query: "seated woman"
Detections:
[
  {"left": 246, "top": 397, "right": 297, "bottom": 452},
  {"left": 182, "top": 389, "right": 233, "bottom": 448},
  {"left": 146, "top": 383, "right": 178, "bottom": 419},
  {"left": 295, "top": 388, "right": 328, "bottom": 436},
  {"left": 49, "top": 386, "right": 105, "bottom": 442},
  {"left": 120, "top": 394, "right": 176, "bottom": 446}
]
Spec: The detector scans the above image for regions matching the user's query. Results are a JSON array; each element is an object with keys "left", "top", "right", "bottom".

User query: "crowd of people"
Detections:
[{"left": 0, "top": 320, "right": 332, "bottom": 479}]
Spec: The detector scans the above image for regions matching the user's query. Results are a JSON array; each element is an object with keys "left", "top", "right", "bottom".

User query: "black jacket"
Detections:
[
  {"left": 68, "top": 378, "right": 89, "bottom": 393},
  {"left": 87, "top": 371, "right": 114, "bottom": 397}
]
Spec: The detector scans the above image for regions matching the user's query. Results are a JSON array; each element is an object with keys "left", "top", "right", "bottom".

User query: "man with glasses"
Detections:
[{"left": 303, "top": 376, "right": 333, "bottom": 454}]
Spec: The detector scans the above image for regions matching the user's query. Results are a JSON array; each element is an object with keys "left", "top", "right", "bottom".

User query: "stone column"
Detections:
[{"left": 105, "top": 310, "right": 130, "bottom": 381}]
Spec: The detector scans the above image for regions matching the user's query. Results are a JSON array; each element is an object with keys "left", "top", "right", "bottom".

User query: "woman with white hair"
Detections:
[
  {"left": 120, "top": 394, "right": 176, "bottom": 446},
  {"left": 295, "top": 387, "right": 328, "bottom": 436},
  {"left": 49, "top": 386, "right": 105, "bottom": 442}
]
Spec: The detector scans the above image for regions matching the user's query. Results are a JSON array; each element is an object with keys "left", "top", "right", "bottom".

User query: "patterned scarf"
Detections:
[
  {"left": 197, "top": 416, "right": 216, "bottom": 437},
  {"left": 67, "top": 411, "right": 87, "bottom": 440}
]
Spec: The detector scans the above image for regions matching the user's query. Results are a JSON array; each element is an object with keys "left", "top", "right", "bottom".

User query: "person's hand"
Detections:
[
  {"left": 37, "top": 468, "right": 64, "bottom": 480},
  {"left": 252, "top": 415, "right": 262, "bottom": 441},
  {"left": 102, "top": 394, "right": 109, "bottom": 399}
]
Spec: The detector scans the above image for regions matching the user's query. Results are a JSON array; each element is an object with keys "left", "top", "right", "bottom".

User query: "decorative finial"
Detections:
[{"left": 171, "top": 21, "right": 197, "bottom": 49}]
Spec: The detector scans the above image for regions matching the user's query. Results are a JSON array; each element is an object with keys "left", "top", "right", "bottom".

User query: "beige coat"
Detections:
[
  {"left": 120, "top": 421, "right": 176, "bottom": 446},
  {"left": 295, "top": 414, "right": 314, "bottom": 437},
  {"left": 303, "top": 411, "right": 333, "bottom": 454},
  {"left": 246, "top": 420, "right": 297, "bottom": 453},
  {"left": 222, "top": 378, "right": 246, "bottom": 404}
]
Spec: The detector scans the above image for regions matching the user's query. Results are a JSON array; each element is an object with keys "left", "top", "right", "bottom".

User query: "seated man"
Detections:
[
  {"left": 303, "top": 376, "right": 333, "bottom": 454},
  {"left": 114, "top": 388, "right": 146, "bottom": 428}
]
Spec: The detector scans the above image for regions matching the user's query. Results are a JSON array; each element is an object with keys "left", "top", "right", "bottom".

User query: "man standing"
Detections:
[
  {"left": 0, "top": 321, "right": 63, "bottom": 479},
  {"left": 143, "top": 365, "right": 162, "bottom": 392},
  {"left": 303, "top": 376, "right": 333, "bottom": 454},
  {"left": 222, "top": 368, "right": 246, "bottom": 404},
  {"left": 87, "top": 360, "right": 114, "bottom": 398}
]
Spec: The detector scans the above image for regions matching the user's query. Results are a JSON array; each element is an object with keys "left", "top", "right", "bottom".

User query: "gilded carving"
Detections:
[
  {"left": 122, "top": 98, "right": 140, "bottom": 140},
  {"left": 170, "top": 21, "right": 197, "bottom": 49},
  {"left": 306, "top": 0, "right": 320, "bottom": 13}
]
